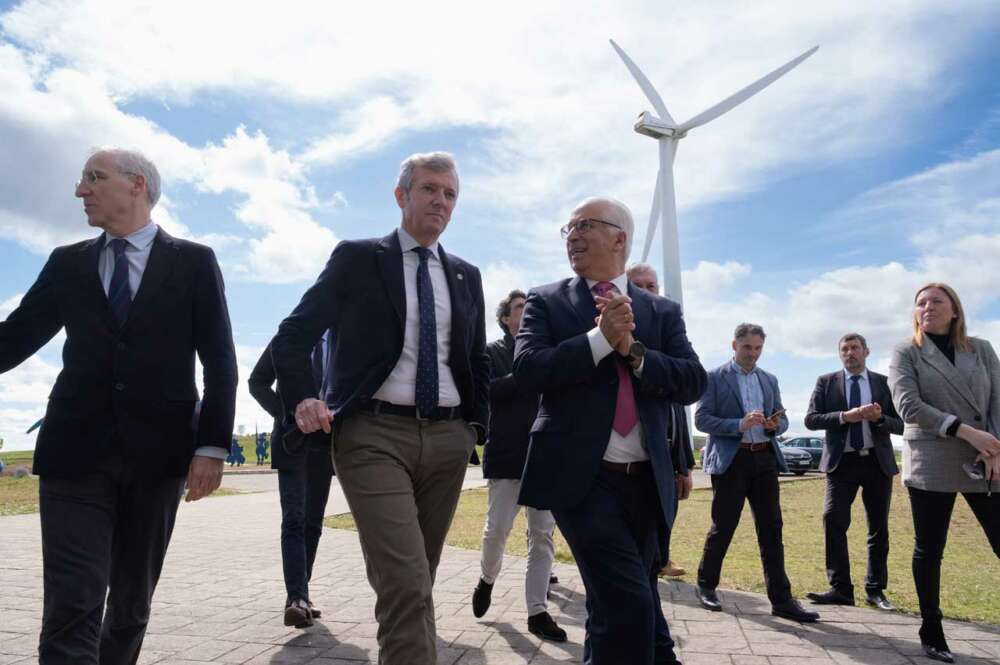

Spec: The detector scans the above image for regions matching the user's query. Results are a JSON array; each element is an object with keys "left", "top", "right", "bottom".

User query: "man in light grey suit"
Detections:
[{"left": 694, "top": 323, "right": 819, "bottom": 622}]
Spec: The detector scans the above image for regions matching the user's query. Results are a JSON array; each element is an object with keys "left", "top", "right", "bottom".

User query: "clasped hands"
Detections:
[
  {"left": 739, "top": 409, "right": 782, "bottom": 433},
  {"left": 295, "top": 398, "right": 334, "bottom": 434},
  {"left": 842, "top": 403, "right": 882, "bottom": 423},
  {"left": 594, "top": 293, "right": 637, "bottom": 365}
]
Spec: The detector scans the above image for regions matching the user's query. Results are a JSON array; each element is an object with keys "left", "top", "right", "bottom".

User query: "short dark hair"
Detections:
[
  {"left": 496, "top": 289, "right": 527, "bottom": 335},
  {"left": 733, "top": 322, "right": 766, "bottom": 341},
  {"left": 838, "top": 332, "right": 867, "bottom": 349}
]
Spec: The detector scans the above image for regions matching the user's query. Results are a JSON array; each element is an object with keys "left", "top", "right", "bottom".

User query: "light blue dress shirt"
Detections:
[{"left": 731, "top": 360, "right": 767, "bottom": 443}]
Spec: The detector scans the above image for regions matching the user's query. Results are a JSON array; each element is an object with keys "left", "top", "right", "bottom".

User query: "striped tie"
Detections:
[
  {"left": 413, "top": 247, "right": 439, "bottom": 418},
  {"left": 108, "top": 238, "right": 131, "bottom": 329}
]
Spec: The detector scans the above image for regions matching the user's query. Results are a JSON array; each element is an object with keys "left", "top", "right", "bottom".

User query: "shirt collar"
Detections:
[
  {"left": 397, "top": 226, "right": 440, "bottom": 261},
  {"left": 585, "top": 273, "right": 629, "bottom": 296},
  {"left": 844, "top": 368, "right": 869, "bottom": 383},
  {"left": 730, "top": 359, "right": 757, "bottom": 376},
  {"left": 104, "top": 221, "right": 157, "bottom": 251}
]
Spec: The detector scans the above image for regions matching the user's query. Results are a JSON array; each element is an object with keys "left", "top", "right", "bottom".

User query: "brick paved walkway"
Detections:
[{"left": 2, "top": 474, "right": 998, "bottom": 664}]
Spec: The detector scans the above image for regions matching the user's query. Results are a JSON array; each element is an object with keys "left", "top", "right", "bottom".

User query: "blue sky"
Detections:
[{"left": 1, "top": 0, "right": 999, "bottom": 450}]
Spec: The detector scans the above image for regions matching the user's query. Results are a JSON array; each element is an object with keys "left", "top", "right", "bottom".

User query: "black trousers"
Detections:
[
  {"left": 38, "top": 455, "right": 185, "bottom": 665},
  {"left": 907, "top": 487, "right": 1000, "bottom": 629},
  {"left": 697, "top": 448, "right": 792, "bottom": 604},
  {"left": 278, "top": 446, "right": 334, "bottom": 604},
  {"left": 554, "top": 468, "right": 679, "bottom": 665},
  {"left": 823, "top": 452, "right": 893, "bottom": 594}
]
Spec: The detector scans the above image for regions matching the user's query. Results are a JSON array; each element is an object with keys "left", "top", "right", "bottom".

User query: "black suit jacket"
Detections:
[
  {"left": 483, "top": 334, "right": 539, "bottom": 479},
  {"left": 271, "top": 230, "right": 489, "bottom": 431},
  {"left": 804, "top": 369, "right": 903, "bottom": 475},
  {"left": 513, "top": 278, "right": 706, "bottom": 539},
  {"left": 0, "top": 228, "right": 238, "bottom": 478}
]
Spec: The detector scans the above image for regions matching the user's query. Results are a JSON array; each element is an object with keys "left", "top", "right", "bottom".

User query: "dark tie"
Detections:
[
  {"left": 592, "top": 281, "right": 638, "bottom": 437},
  {"left": 413, "top": 247, "right": 439, "bottom": 418},
  {"left": 849, "top": 374, "right": 863, "bottom": 451},
  {"left": 108, "top": 238, "right": 131, "bottom": 328}
]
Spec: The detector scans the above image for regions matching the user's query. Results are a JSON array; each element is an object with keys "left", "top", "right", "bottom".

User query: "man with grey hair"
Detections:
[
  {"left": 695, "top": 323, "right": 819, "bottom": 622},
  {"left": 515, "top": 196, "right": 706, "bottom": 664},
  {"left": 0, "top": 148, "right": 238, "bottom": 663},
  {"left": 272, "top": 151, "right": 489, "bottom": 664}
]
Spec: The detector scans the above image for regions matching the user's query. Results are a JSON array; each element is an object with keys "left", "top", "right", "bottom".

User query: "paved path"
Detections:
[{"left": 2, "top": 469, "right": 998, "bottom": 664}]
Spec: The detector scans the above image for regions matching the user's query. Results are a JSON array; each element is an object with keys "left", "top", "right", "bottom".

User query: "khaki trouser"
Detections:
[{"left": 334, "top": 412, "right": 476, "bottom": 665}]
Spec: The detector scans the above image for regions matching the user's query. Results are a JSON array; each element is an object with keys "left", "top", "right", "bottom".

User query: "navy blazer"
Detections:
[
  {"left": 513, "top": 277, "right": 706, "bottom": 535},
  {"left": 271, "top": 230, "right": 489, "bottom": 430},
  {"left": 0, "top": 228, "right": 238, "bottom": 478},
  {"left": 696, "top": 362, "right": 789, "bottom": 475},
  {"left": 805, "top": 370, "right": 902, "bottom": 475}
]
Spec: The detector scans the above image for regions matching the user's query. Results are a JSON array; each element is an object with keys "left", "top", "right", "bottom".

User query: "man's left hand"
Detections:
[
  {"left": 676, "top": 473, "right": 692, "bottom": 501},
  {"left": 185, "top": 455, "right": 224, "bottom": 502},
  {"left": 861, "top": 403, "right": 882, "bottom": 421}
]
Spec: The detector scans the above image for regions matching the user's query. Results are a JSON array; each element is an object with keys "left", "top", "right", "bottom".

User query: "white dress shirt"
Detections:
[
  {"left": 839, "top": 368, "right": 874, "bottom": 452},
  {"left": 373, "top": 227, "right": 460, "bottom": 408},
  {"left": 584, "top": 273, "right": 647, "bottom": 463}
]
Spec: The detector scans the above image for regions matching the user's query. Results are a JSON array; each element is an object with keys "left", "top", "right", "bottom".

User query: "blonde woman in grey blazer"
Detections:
[{"left": 889, "top": 282, "right": 1000, "bottom": 663}]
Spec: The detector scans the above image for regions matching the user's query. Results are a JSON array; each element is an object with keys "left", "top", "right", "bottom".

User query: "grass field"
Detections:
[
  {"left": 327, "top": 476, "right": 1000, "bottom": 625},
  {"left": 0, "top": 449, "right": 35, "bottom": 469}
]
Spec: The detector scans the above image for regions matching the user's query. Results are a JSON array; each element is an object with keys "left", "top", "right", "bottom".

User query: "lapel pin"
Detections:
[{"left": 457, "top": 273, "right": 464, "bottom": 280}]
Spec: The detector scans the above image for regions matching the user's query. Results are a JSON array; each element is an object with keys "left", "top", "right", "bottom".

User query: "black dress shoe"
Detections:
[
  {"left": 549, "top": 574, "right": 559, "bottom": 584},
  {"left": 771, "top": 598, "right": 820, "bottom": 623},
  {"left": 921, "top": 643, "right": 954, "bottom": 663},
  {"left": 472, "top": 578, "right": 493, "bottom": 618},
  {"left": 864, "top": 591, "right": 895, "bottom": 611},
  {"left": 805, "top": 588, "right": 855, "bottom": 606},
  {"left": 696, "top": 585, "right": 722, "bottom": 612},
  {"left": 528, "top": 611, "right": 567, "bottom": 642}
]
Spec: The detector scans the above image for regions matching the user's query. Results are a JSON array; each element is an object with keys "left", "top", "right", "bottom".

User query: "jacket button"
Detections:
[
  {"left": 115, "top": 382, "right": 125, "bottom": 391},
  {"left": 974, "top": 415, "right": 982, "bottom": 422}
]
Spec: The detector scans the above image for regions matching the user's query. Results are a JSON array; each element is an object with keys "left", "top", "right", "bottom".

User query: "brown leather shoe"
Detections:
[
  {"left": 284, "top": 599, "right": 313, "bottom": 628},
  {"left": 660, "top": 560, "right": 686, "bottom": 577},
  {"left": 308, "top": 601, "right": 322, "bottom": 618}
]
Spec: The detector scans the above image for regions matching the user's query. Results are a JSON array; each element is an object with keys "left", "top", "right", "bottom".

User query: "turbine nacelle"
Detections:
[{"left": 633, "top": 111, "right": 686, "bottom": 140}]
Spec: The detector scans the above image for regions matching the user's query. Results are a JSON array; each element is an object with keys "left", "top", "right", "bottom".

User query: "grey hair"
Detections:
[
  {"left": 734, "top": 322, "right": 766, "bottom": 341},
  {"left": 626, "top": 262, "right": 658, "bottom": 280},
  {"left": 573, "top": 196, "right": 634, "bottom": 259},
  {"left": 396, "top": 152, "right": 459, "bottom": 192},
  {"left": 93, "top": 147, "right": 161, "bottom": 207}
]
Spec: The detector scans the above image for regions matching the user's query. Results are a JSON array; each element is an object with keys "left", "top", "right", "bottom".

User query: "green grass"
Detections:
[
  {"left": 0, "top": 476, "right": 242, "bottom": 517},
  {"left": 326, "top": 476, "right": 1000, "bottom": 625},
  {"left": 0, "top": 449, "right": 34, "bottom": 468}
]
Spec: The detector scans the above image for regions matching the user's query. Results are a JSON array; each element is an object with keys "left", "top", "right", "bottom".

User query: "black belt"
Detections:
[
  {"left": 601, "top": 460, "right": 652, "bottom": 476},
  {"left": 739, "top": 441, "right": 770, "bottom": 452},
  {"left": 359, "top": 399, "right": 462, "bottom": 422}
]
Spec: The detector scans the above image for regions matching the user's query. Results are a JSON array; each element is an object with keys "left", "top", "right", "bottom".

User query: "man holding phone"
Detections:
[{"left": 694, "top": 323, "right": 820, "bottom": 622}]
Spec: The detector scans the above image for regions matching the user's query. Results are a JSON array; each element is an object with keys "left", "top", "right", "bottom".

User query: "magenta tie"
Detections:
[{"left": 593, "top": 281, "right": 639, "bottom": 436}]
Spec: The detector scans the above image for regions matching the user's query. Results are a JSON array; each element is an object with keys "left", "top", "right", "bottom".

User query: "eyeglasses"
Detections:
[
  {"left": 76, "top": 170, "right": 138, "bottom": 188},
  {"left": 559, "top": 218, "right": 622, "bottom": 239}
]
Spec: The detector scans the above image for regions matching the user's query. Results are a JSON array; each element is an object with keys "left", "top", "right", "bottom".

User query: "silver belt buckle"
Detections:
[
  {"left": 415, "top": 406, "right": 429, "bottom": 422},
  {"left": 859, "top": 448, "right": 869, "bottom": 457}
]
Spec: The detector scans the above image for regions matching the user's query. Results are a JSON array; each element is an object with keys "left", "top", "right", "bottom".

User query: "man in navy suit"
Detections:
[
  {"left": 695, "top": 323, "right": 818, "bottom": 622},
  {"left": 514, "top": 197, "right": 706, "bottom": 665},
  {"left": 0, "top": 148, "right": 238, "bottom": 664},
  {"left": 804, "top": 333, "right": 903, "bottom": 610},
  {"left": 271, "top": 152, "right": 489, "bottom": 665}
]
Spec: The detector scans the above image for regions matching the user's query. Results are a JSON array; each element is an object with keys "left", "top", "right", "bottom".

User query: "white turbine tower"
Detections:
[{"left": 610, "top": 40, "right": 818, "bottom": 306}]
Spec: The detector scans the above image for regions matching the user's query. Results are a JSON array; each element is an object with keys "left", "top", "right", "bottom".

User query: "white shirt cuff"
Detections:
[
  {"left": 194, "top": 446, "right": 228, "bottom": 460},
  {"left": 839, "top": 412, "right": 845, "bottom": 425},
  {"left": 587, "top": 327, "right": 615, "bottom": 366},
  {"left": 938, "top": 414, "right": 957, "bottom": 437},
  {"left": 632, "top": 357, "right": 644, "bottom": 378}
]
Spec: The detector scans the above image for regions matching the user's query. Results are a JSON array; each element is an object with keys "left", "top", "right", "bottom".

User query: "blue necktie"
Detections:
[
  {"left": 849, "top": 375, "right": 863, "bottom": 451},
  {"left": 108, "top": 238, "right": 131, "bottom": 329},
  {"left": 413, "top": 247, "right": 438, "bottom": 418}
]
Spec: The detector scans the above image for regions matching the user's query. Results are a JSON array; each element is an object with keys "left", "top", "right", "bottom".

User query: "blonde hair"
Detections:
[{"left": 911, "top": 282, "right": 972, "bottom": 352}]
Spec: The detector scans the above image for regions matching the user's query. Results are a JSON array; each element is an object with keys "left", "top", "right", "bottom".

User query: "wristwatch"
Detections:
[{"left": 628, "top": 340, "right": 646, "bottom": 365}]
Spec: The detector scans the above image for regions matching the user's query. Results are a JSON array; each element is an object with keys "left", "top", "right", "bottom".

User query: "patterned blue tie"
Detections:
[
  {"left": 108, "top": 238, "right": 131, "bottom": 329},
  {"left": 413, "top": 247, "right": 438, "bottom": 418},
  {"left": 849, "top": 374, "right": 863, "bottom": 451}
]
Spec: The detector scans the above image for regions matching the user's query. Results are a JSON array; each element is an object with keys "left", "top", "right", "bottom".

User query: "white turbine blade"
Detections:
[
  {"left": 658, "top": 140, "right": 682, "bottom": 305},
  {"left": 677, "top": 45, "right": 818, "bottom": 134},
  {"left": 641, "top": 170, "right": 661, "bottom": 261},
  {"left": 609, "top": 39, "right": 676, "bottom": 126}
]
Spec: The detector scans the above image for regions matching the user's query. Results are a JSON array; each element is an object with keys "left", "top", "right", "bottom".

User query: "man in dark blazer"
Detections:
[
  {"left": 805, "top": 332, "right": 903, "bottom": 610},
  {"left": 514, "top": 197, "right": 706, "bottom": 665},
  {"left": 271, "top": 152, "right": 489, "bottom": 665},
  {"left": 0, "top": 148, "right": 237, "bottom": 664},
  {"left": 695, "top": 323, "right": 818, "bottom": 622},
  {"left": 248, "top": 336, "right": 334, "bottom": 628}
]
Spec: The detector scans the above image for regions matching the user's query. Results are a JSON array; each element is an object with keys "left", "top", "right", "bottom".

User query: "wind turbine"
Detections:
[{"left": 610, "top": 40, "right": 818, "bottom": 306}]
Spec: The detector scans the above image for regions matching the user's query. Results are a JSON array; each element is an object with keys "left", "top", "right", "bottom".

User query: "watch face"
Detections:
[{"left": 630, "top": 341, "right": 646, "bottom": 358}]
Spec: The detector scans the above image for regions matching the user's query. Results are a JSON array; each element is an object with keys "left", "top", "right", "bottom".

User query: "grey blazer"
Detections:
[{"left": 888, "top": 336, "right": 1000, "bottom": 493}]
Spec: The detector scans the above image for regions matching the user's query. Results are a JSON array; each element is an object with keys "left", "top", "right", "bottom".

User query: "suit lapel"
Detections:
[
  {"left": 438, "top": 243, "right": 467, "bottom": 358},
  {"left": 920, "top": 342, "right": 979, "bottom": 411},
  {"left": 567, "top": 277, "right": 598, "bottom": 332},
  {"left": 723, "top": 366, "right": 745, "bottom": 416},
  {"left": 759, "top": 371, "right": 774, "bottom": 415},
  {"left": 375, "top": 231, "right": 405, "bottom": 330},
  {"left": 832, "top": 371, "right": 848, "bottom": 410},
  {"left": 954, "top": 349, "right": 984, "bottom": 410},
  {"left": 77, "top": 233, "right": 115, "bottom": 330},
  {"left": 122, "top": 228, "right": 177, "bottom": 333},
  {"left": 627, "top": 283, "right": 654, "bottom": 345}
]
